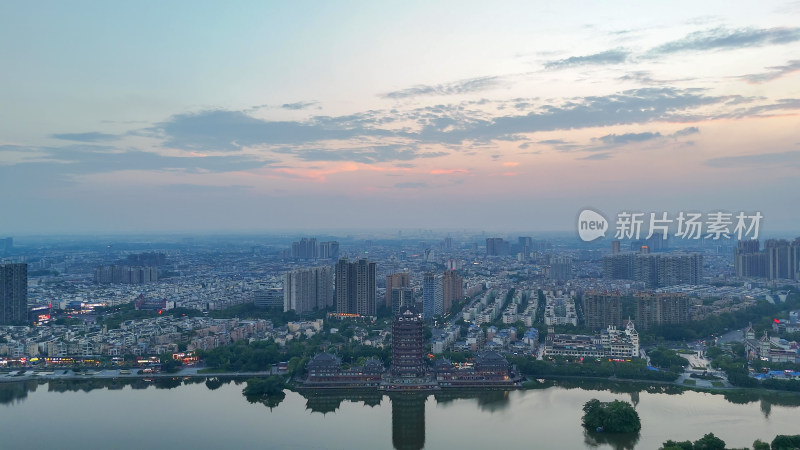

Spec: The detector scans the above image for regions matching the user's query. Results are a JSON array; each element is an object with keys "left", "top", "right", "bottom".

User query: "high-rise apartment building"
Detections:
[
  {"left": 0, "top": 263, "right": 27, "bottom": 325},
  {"left": 443, "top": 237, "right": 453, "bottom": 251},
  {"left": 734, "top": 240, "right": 767, "bottom": 278},
  {"left": 604, "top": 253, "right": 702, "bottom": 288},
  {"left": 732, "top": 239, "right": 799, "bottom": 280},
  {"left": 0, "top": 237, "right": 13, "bottom": 254},
  {"left": 94, "top": 265, "right": 158, "bottom": 284},
  {"left": 485, "top": 238, "right": 510, "bottom": 256},
  {"left": 284, "top": 266, "right": 333, "bottom": 314},
  {"left": 442, "top": 270, "right": 463, "bottom": 313},
  {"left": 583, "top": 291, "right": 622, "bottom": 330},
  {"left": 318, "top": 241, "right": 340, "bottom": 260},
  {"left": 549, "top": 256, "right": 573, "bottom": 280},
  {"left": 634, "top": 292, "right": 689, "bottom": 330},
  {"left": 603, "top": 253, "right": 635, "bottom": 279},
  {"left": 422, "top": 272, "right": 443, "bottom": 319},
  {"left": 391, "top": 287, "right": 415, "bottom": 317},
  {"left": 335, "top": 258, "right": 377, "bottom": 316},
  {"left": 765, "top": 239, "right": 800, "bottom": 281},
  {"left": 254, "top": 288, "right": 284, "bottom": 309},
  {"left": 386, "top": 272, "right": 410, "bottom": 308},
  {"left": 291, "top": 237, "right": 318, "bottom": 260}
]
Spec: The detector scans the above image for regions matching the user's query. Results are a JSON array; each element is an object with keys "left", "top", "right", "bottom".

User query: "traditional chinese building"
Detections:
[{"left": 391, "top": 309, "right": 426, "bottom": 379}]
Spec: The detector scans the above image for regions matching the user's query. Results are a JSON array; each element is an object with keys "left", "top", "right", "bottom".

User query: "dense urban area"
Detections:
[{"left": 2, "top": 232, "right": 800, "bottom": 395}]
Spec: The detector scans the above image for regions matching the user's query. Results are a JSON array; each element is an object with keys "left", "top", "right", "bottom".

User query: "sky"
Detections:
[{"left": 1, "top": 1, "right": 799, "bottom": 235}]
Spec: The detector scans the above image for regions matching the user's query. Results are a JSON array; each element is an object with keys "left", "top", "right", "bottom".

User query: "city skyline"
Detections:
[{"left": 1, "top": 2, "right": 799, "bottom": 234}]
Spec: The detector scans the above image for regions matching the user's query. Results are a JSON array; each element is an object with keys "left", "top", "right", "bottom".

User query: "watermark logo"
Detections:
[
  {"left": 578, "top": 209, "right": 608, "bottom": 242},
  {"left": 577, "top": 209, "right": 763, "bottom": 241}
]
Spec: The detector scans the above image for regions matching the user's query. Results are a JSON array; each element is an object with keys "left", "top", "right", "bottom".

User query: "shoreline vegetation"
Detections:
[{"left": 4, "top": 369, "right": 800, "bottom": 402}]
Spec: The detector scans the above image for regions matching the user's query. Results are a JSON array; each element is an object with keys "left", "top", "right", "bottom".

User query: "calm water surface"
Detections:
[{"left": 1, "top": 378, "right": 798, "bottom": 449}]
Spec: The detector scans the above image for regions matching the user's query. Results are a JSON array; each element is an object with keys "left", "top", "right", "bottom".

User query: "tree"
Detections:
[
  {"left": 242, "top": 376, "right": 286, "bottom": 410},
  {"left": 582, "top": 399, "right": 641, "bottom": 433},
  {"left": 693, "top": 433, "right": 725, "bottom": 450},
  {"left": 772, "top": 435, "right": 800, "bottom": 450},
  {"left": 159, "top": 353, "right": 182, "bottom": 373},
  {"left": 752, "top": 439, "right": 770, "bottom": 450},
  {"left": 660, "top": 440, "right": 693, "bottom": 450},
  {"left": 242, "top": 376, "right": 285, "bottom": 398}
]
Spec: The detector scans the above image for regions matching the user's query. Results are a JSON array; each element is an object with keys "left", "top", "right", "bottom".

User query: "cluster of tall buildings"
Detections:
[
  {"left": 518, "top": 236, "right": 551, "bottom": 254},
  {"left": 487, "top": 237, "right": 551, "bottom": 257},
  {"left": 603, "top": 252, "right": 702, "bottom": 288},
  {"left": 278, "top": 259, "right": 463, "bottom": 320},
  {"left": 290, "top": 238, "right": 339, "bottom": 260},
  {"left": 422, "top": 271, "right": 463, "bottom": 319},
  {"left": 734, "top": 239, "right": 800, "bottom": 280},
  {"left": 93, "top": 265, "right": 159, "bottom": 284},
  {"left": 485, "top": 238, "right": 510, "bottom": 256},
  {"left": 0, "top": 263, "right": 27, "bottom": 325},
  {"left": 582, "top": 291, "right": 689, "bottom": 331}
]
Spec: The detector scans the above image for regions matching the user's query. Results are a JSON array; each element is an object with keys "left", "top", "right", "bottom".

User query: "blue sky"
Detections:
[{"left": 1, "top": 1, "right": 799, "bottom": 234}]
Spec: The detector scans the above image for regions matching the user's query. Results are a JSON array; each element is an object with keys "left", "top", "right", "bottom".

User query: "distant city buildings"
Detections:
[
  {"left": 284, "top": 266, "right": 333, "bottom": 314},
  {"left": 485, "top": 238, "right": 510, "bottom": 256},
  {"left": 318, "top": 241, "right": 340, "bottom": 260},
  {"left": 734, "top": 239, "right": 800, "bottom": 280},
  {"left": 0, "top": 237, "right": 13, "bottom": 254},
  {"left": 289, "top": 238, "right": 341, "bottom": 260},
  {"left": 734, "top": 240, "right": 767, "bottom": 278},
  {"left": 335, "top": 258, "right": 377, "bottom": 316},
  {"left": 631, "top": 231, "right": 669, "bottom": 253},
  {"left": 94, "top": 265, "right": 158, "bottom": 284},
  {"left": 548, "top": 256, "right": 573, "bottom": 281},
  {"left": 0, "top": 263, "right": 27, "bottom": 325},
  {"left": 291, "top": 238, "right": 318, "bottom": 259},
  {"left": 603, "top": 252, "right": 702, "bottom": 288}
]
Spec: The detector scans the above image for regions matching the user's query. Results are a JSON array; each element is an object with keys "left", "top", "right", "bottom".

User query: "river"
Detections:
[{"left": 1, "top": 378, "right": 798, "bottom": 449}]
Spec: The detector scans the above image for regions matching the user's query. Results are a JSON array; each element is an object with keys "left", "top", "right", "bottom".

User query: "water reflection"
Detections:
[
  {"left": 433, "top": 390, "right": 511, "bottom": 412},
  {"left": 760, "top": 399, "right": 771, "bottom": 418},
  {"left": 583, "top": 430, "right": 640, "bottom": 450},
  {"left": 0, "top": 379, "right": 38, "bottom": 405},
  {"left": 3, "top": 377, "right": 800, "bottom": 448},
  {"left": 390, "top": 393, "right": 426, "bottom": 450},
  {"left": 302, "top": 391, "right": 383, "bottom": 414}
]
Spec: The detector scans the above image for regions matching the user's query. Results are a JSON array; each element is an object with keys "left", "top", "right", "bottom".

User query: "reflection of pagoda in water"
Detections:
[
  {"left": 303, "top": 391, "right": 385, "bottom": 414},
  {"left": 390, "top": 393, "right": 426, "bottom": 450}
]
